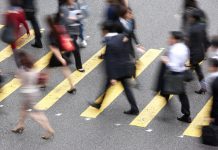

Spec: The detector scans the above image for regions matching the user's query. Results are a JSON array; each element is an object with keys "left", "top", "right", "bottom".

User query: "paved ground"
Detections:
[{"left": 0, "top": 0, "right": 218, "bottom": 150}]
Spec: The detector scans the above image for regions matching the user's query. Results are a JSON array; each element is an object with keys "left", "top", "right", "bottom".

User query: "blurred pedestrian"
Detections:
[
  {"left": 46, "top": 15, "right": 77, "bottom": 94},
  {"left": 2, "top": 0, "right": 30, "bottom": 67},
  {"left": 11, "top": 51, "right": 54, "bottom": 140},
  {"left": 155, "top": 31, "right": 191, "bottom": 123},
  {"left": 21, "top": 0, "right": 43, "bottom": 48},
  {"left": 186, "top": 9, "right": 210, "bottom": 94},
  {"left": 89, "top": 21, "right": 139, "bottom": 115},
  {"left": 59, "top": 0, "right": 85, "bottom": 72}
]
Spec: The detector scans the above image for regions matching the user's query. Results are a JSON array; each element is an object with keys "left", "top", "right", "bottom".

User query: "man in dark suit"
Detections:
[
  {"left": 89, "top": 21, "right": 139, "bottom": 115},
  {"left": 186, "top": 9, "right": 210, "bottom": 94},
  {"left": 21, "top": 0, "right": 42, "bottom": 48}
]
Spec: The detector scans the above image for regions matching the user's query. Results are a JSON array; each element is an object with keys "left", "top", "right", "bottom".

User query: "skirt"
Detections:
[{"left": 48, "top": 52, "right": 72, "bottom": 68}]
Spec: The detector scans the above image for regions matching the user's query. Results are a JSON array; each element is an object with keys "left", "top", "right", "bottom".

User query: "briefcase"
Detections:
[
  {"left": 162, "top": 71, "right": 185, "bottom": 95},
  {"left": 202, "top": 125, "right": 218, "bottom": 146}
]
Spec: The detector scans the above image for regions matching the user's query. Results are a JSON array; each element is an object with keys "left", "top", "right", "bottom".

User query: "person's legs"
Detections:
[
  {"left": 61, "top": 66, "right": 76, "bottom": 94},
  {"left": 120, "top": 78, "right": 139, "bottom": 114},
  {"left": 177, "top": 93, "right": 191, "bottom": 123},
  {"left": 192, "top": 63, "right": 204, "bottom": 82}
]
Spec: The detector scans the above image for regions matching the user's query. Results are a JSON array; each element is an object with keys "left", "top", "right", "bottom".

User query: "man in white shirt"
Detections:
[{"left": 161, "top": 31, "right": 191, "bottom": 123}]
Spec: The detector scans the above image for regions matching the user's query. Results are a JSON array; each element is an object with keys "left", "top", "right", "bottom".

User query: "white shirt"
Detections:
[{"left": 167, "top": 42, "right": 189, "bottom": 72}]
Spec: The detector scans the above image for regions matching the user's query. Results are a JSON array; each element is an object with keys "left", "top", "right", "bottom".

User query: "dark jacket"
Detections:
[
  {"left": 21, "top": 0, "right": 36, "bottom": 12},
  {"left": 187, "top": 22, "right": 209, "bottom": 65},
  {"left": 211, "top": 77, "right": 218, "bottom": 125},
  {"left": 104, "top": 34, "right": 135, "bottom": 80}
]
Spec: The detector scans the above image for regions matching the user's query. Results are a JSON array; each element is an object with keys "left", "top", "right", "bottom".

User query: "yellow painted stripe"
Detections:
[
  {"left": 0, "top": 52, "right": 52, "bottom": 102},
  {"left": 183, "top": 98, "right": 212, "bottom": 137},
  {"left": 80, "top": 49, "right": 163, "bottom": 118},
  {"left": 0, "top": 30, "right": 35, "bottom": 62},
  {"left": 130, "top": 94, "right": 173, "bottom": 127},
  {"left": 0, "top": 25, "right": 4, "bottom": 29},
  {"left": 34, "top": 47, "right": 106, "bottom": 110}
]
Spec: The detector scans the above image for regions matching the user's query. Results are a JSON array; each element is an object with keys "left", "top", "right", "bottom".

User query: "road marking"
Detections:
[
  {"left": 0, "top": 24, "right": 4, "bottom": 29},
  {"left": 34, "top": 47, "right": 106, "bottom": 110},
  {"left": 80, "top": 49, "right": 163, "bottom": 118},
  {"left": 0, "top": 30, "right": 35, "bottom": 62},
  {"left": 183, "top": 98, "right": 212, "bottom": 137},
  {"left": 130, "top": 95, "right": 173, "bottom": 127},
  {"left": 0, "top": 52, "right": 52, "bottom": 102}
]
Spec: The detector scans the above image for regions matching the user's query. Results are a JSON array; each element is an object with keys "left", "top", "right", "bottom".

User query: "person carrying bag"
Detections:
[{"left": 155, "top": 31, "right": 192, "bottom": 123}]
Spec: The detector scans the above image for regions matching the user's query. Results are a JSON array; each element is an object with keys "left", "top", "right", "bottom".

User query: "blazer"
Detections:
[
  {"left": 104, "top": 34, "right": 135, "bottom": 80},
  {"left": 187, "top": 22, "right": 209, "bottom": 65}
]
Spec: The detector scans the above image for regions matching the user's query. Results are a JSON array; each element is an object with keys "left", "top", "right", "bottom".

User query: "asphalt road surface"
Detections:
[{"left": 0, "top": 0, "right": 218, "bottom": 150}]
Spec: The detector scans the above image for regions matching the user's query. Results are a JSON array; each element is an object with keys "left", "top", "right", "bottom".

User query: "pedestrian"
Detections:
[
  {"left": 11, "top": 51, "right": 54, "bottom": 140},
  {"left": 89, "top": 21, "right": 139, "bottom": 115},
  {"left": 186, "top": 9, "right": 210, "bottom": 94},
  {"left": 20, "top": 0, "right": 43, "bottom": 48},
  {"left": 46, "top": 15, "right": 77, "bottom": 94},
  {"left": 155, "top": 31, "right": 191, "bottom": 123},
  {"left": 2, "top": 0, "right": 30, "bottom": 67},
  {"left": 59, "top": 0, "right": 85, "bottom": 72}
]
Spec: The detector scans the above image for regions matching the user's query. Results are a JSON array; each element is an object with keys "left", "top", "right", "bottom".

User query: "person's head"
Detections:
[
  {"left": 18, "top": 51, "right": 34, "bottom": 69},
  {"left": 168, "top": 31, "right": 184, "bottom": 45},
  {"left": 187, "top": 9, "right": 201, "bottom": 24},
  {"left": 66, "top": 0, "right": 75, "bottom": 5},
  {"left": 120, "top": 6, "right": 133, "bottom": 19},
  {"left": 208, "top": 58, "right": 218, "bottom": 72},
  {"left": 184, "top": 0, "right": 198, "bottom": 9},
  {"left": 9, "top": 0, "right": 21, "bottom": 6},
  {"left": 100, "top": 21, "right": 122, "bottom": 36}
]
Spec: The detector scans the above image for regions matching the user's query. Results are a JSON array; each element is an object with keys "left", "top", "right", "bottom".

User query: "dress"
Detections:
[{"left": 48, "top": 32, "right": 72, "bottom": 68}]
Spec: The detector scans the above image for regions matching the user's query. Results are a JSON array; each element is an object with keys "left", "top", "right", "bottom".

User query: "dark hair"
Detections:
[
  {"left": 208, "top": 58, "right": 218, "bottom": 68},
  {"left": 18, "top": 51, "right": 34, "bottom": 69},
  {"left": 211, "top": 36, "right": 218, "bottom": 47},
  {"left": 101, "top": 21, "right": 123, "bottom": 33},
  {"left": 184, "top": 0, "right": 198, "bottom": 9},
  {"left": 119, "top": 6, "right": 128, "bottom": 17},
  {"left": 9, "top": 0, "right": 21, "bottom": 6},
  {"left": 170, "top": 31, "right": 184, "bottom": 41},
  {"left": 189, "top": 9, "right": 202, "bottom": 21}
]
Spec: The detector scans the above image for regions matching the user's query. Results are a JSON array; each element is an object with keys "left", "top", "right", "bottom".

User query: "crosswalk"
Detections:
[{"left": 0, "top": 25, "right": 213, "bottom": 139}]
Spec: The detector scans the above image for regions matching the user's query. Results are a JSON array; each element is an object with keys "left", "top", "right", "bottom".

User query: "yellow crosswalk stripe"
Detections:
[
  {"left": 0, "top": 30, "right": 35, "bottom": 62},
  {"left": 183, "top": 98, "right": 212, "bottom": 137},
  {"left": 0, "top": 25, "right": 4, "bottom": 29},
  {"left": 130, "top": 95, "right": 173, "bottom": 127},
  {"left": 34, "top": 47, "right": 105, "bottom": 110},
  {"left": 80, "top": 49, "right": 163, "bottom": 118},
  {"left": 0, "top": 52, "right": 52, "bottom": 102}
]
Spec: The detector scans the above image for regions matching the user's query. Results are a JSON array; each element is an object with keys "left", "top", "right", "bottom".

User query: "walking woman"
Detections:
[
  {"left": 46, "top": 15, "right": 77, "bottom": 94},
  {"left": 59, "top": 0, "right": 85, "bottom": 72},
  {"left": 12, "top": 51, "right": 54, "bottom": 140}
]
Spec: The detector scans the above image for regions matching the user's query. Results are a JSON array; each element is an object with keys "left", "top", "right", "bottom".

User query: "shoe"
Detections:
[
  {"left": 195, "top": 89, "right": 206, "bottom": 95},
  {"left": 124, "top": 109, "right": 139, "bottom": 115},
  {"left": 89, "top": 102, "right": 101, "bottom": 109},
  {"left": 80, "top": 40, "right": 87, "bottom": 48},
  {"left": 41, "top": 131, "right": 54, "bottom": 140},
  {"left": 11, "top": 127, "right": 25, "bottom": 134},
  {"left": 98, "top": 54, "right": 105, "bottom": 59},
  {"left": 77, "top": 68, "right": 85, "bottom": 72},
  {"left": 40, "top": 85, "right": 46, "bottom": 91},
  {"left": 31, "top": 43, "right": 43, "bottom": 48},
  {"left": 177, "top": 115, "right": 192, "bottom": 123},
  {"left": 67, "top": 88, "right": 77, "bottom": 94}
]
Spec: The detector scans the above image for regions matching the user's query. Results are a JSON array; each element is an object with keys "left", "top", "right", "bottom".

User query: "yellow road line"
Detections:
[
  {"left": 0, "top": 52, "right": 52, "bottom": 102},
  {"left": 183, "top": 98, "right": 212, "bottom": 137},
  {"left": 80, "top": 49, "right": 163, "bottom": 118},
  {"left": 34, "top": 47, "right": 106, "bottom": 110},
  {"left": 0, "top": 25, "right": 4, "bottom": 29},
  {"left": 0, "top": 30, "right": 35, "bottom": 62},
  {"left": 130, "top": 94, "right": 173, "bottom": 127}
]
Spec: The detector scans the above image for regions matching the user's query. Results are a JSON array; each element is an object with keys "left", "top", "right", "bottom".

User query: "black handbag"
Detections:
[
  {"left": 162, "top": 71, "right": 185, "bottom": 95},
  {"left": 202, "top": 124, "right": 218, "bottom": 146},
  {"left": 184, "top": 69, "right": 194, "bottom": 82},
  {"left": 1, "top": 25, "right": 16, "bottom": 44}
]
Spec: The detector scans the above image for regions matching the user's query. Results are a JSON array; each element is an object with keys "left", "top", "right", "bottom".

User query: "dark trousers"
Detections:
[
  {"left": 25, "top": 12, "right": 42, "bottom": 43},
  {"left": 191, "top": 63, "right": 204, "bottom": 81},
  {"left": 97, "top": 78, "right": 138, "bottom": 111},
  {"left": 71, "top": 36, "right": 83, "bottom": 69}
]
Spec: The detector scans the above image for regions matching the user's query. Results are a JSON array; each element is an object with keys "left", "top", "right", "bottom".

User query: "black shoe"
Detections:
[
  {"left": 77, "top": 68, "right": 85, "bottom": 72},
  {"left": 67, "top": 88, "right": 77, "bottom": 94},
  {"left": 31, "top": 43, "right": 43, "bottom": 48},
  {"left": 195, "top": 89, "right": 206, "bottom": 95},
  {"left": 89, "top": 102, "right": 101, "bottom": 109},
  {"left": 177, "top": 115, "right": 192, "bottom": 123},
  {"left": 124, "top": 109, "right": 139, "bottom": 115}
]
